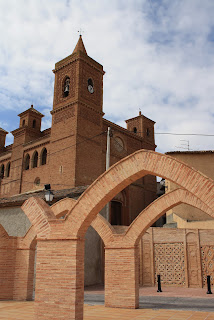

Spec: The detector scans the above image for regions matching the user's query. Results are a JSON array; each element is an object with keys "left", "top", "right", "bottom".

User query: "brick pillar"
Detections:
[
  {"left": 105, "top": 246, "right": 139, "bottom": 309},
  {"left": 0, "top": 246, "right": 16, "bottom": 300},
  {"left": 35, "top": 238, "right": 84, "bottom": 320},
  {"left": 13, "top": 247, "right": 36, "bottom": 300}
]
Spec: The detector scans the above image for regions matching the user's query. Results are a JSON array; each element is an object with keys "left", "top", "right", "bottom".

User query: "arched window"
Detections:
[
  {"left": 24, "top": 154, "right": 30, "bottom": 170},
  {"left": 22, "top": 119, "right": 25, "bottom": 127},
  {"left": 133, "top": 127, "right": 137, "bottom": 133},
  {"left": 41, "top": 148, "right": 47, "bottom": 165},
  {"left": 32, "top": 151, "right": 38, "bottom": 168},
  {"left": 0, "top": 164, "right": 4, "bottom": 179},
  {"left": 63, "top": 77, "right": 70, "bottom": 97},
  {"left": 33, "top": 119, "right": 36, "bottom": 128},
  {"left": 5, "top": 162, "right": 11, "bottom": 177},
  {"left": 34, "top": 177, "right": 40, "bottom": 186}
]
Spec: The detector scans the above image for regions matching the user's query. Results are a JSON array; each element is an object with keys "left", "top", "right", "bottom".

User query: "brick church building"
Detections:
[
  {"left": 0, "top": 36, "right": 156, "bottom": 286},
  {"left": 0, "top": 35, "right": 156, "bottom": 225},
  {"left": 1, "top": 36, "right": 214, "bottom": 293}
]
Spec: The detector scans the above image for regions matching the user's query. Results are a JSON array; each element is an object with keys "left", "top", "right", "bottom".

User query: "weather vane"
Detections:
[{"left": 78, "top": 28, "right": 84, "bottom": 36}]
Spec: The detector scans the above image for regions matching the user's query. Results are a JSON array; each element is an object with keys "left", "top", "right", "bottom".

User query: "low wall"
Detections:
[{"left": 140, "top": 227, "right": 214, "bottom": 288}]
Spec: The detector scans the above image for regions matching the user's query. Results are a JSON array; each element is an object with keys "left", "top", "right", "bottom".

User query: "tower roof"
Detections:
[
  {"left": 72, "top": 35, "right": 87, "bottom": 55},
  {"left": 18, "top": 105, "right": 44, "bottom": 118},
  {"left": 0, "top": 128, "right": 8, "bottom": 135}
]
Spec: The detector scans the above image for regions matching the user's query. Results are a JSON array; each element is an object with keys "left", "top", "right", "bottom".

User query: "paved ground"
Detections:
[
  {"left": 85, "top": 284, "right": 214, "bottom": 299},
  {"left": 1, "top": 286, "right": 214, "bottom": 319},
  {"left": 85, "top": 285, "right": 214, "bottom": 312},
  {"left": 1, "top": 301, "right": 214, "bottom": 320}
]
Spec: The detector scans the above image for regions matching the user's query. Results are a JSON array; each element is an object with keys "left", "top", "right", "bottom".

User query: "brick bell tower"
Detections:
[{"left": 50, "top": 36, "right": 105, "bottom": 188}]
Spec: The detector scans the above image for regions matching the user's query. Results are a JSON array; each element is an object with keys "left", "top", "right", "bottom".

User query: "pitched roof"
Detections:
[
  {"left": 18, "top": 105, "right": 44, "bottom": 118},
  {"left": 0, "top": 128, "right": 8, "bottom": 134},
  {"left": 72, "top": 35, "right": 87, "bottom": 55},
  {"left": 0, "top": 186, "right": 88, "bottom": 207}
]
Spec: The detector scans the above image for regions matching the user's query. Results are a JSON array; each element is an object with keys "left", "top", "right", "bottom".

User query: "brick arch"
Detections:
[
  {"left": 19, "top": 226, "right": 37, "bottom": 248},
  {"left": 91, "top": 214, "right": 115, "bottom": 245},
  {"left": 51, "top": 197, "right": 114, "bottom": 245},
  {"left": 89, "top": 189, "right": 213, "bottom": 247},
  {"left": 125, "top": 188, "right": 213, "bottom": 246},
  {"left": 66, "top": 150, "right": 214, "bottom": 237},
  {"left": 0, "top": 223, "right": 9, "bottom": 239},
  {"left": 51, "top": 198, "right": 76, "bottom": 219},
  {"left": 21, "top": 197, "right": 55, "bottom": 238}
]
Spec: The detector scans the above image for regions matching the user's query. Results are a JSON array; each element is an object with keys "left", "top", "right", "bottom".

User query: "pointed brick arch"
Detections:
[
  {"left": 19, "top": 150, "right": 214, "bottom": 319},
  {"left": 90, "top": 188, "right": 213, "bottom": 248},
  {"left": 51, "top": 198, "right": 77, "bottom": 218},
  {"left": 66, "top": 150, "right": 214, "bottom": 238},
  {"left": 22, "top": 197, "right": 55, "bottom": 238},
  {"left": 125, "top": 188, "right": 214, "bottom": 246},
  {"left": 88, "top": 188, "right": 214, "bottom": 309}
]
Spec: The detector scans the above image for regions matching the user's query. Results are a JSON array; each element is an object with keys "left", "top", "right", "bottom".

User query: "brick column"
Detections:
[
  {"left": 0, "top": 246, "right": 16, "bottom": 300},
  {"left": 13, "top": 247, "right": 36, "bottom": 300},
  {"left": 105, "top": 246, "right": 139, "bottom": 309},
  {"left": 35, "top": 238, "right": 85, "bottom": 320}
]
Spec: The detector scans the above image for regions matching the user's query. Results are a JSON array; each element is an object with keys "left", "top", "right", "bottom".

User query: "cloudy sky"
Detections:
[{"left": 0, "top": 0, "right": 214, "bottom": 153}]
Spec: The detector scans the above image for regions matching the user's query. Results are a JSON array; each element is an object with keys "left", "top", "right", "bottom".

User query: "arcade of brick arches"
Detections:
[{"left": 1, "top": 149, "right": 214, "bottom": 320}]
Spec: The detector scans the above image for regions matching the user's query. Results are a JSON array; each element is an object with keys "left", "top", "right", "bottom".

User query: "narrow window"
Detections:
[
  {"left": 6, "top": 162, "right": 10, "bottom": 177},
  {"left": 63, "top": 77, "right": 70, "bottom": 97},
  {"left": 146, "top": 128, "right": 150, "bottom": 136},
  {"left": 32, "top": 151, "right": 38, "bottom": 168},
  {"left": 24, "top": 154, "right": 30, "bottom": 170},
  {"left": 133, "top": 127, "right": 137, "bottom": 133},
  {"left": 111, "top": 201, "right": 122, "bottom": 225},
  {"left": 41, "top": 148, "right": 47, "bottom": 165},
  {"left": 33, "top": 119, "right": 36, "bottom": 128},
  {"left": 22, "top": 119, "right": 25, "bottom": 127},
  {"left": 0, "top": 164, "right": 4, "bottom": 179}
]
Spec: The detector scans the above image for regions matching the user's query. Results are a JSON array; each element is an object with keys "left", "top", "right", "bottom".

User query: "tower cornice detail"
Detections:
[{"left": 53, "top": 52, "right": 104, "bottom": 75}]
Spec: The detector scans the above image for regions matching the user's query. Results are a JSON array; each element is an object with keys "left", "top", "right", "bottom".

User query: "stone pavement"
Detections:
[
  {"left": 1, "top": 286, "right": 214, "bottom": 320},
  {"left": 1, "top": 301, "right": 214, "bottom": 320}
]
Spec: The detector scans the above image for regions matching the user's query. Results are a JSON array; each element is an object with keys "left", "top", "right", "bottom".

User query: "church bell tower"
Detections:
[
  {"left": 49, "top": 36, "right": 105, "bottom": 188},
  {"left": 52, "top": 35, "right": 104, "bottom": 114}
]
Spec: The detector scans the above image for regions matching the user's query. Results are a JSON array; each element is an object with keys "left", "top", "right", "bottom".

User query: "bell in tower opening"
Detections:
[{"left": 63, "top": 77, "right": 70, "bottom": 97}]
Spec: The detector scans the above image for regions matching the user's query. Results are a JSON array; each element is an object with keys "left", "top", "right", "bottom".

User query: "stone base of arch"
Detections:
[{"left": 105, "top": 246, "right": 139, "bottom": 309}]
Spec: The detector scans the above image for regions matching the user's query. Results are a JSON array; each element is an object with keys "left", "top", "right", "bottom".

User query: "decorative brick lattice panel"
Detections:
[
  {"left": 154, "top": 243, "right": 185, "bottom": 286},
  {"left": 201, "top": 246, "right": 214, "bottom": 286}
]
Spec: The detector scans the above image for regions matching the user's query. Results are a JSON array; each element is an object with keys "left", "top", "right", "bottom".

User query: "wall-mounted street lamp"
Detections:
[{"left": 44, "top": 184, "right": 54, "bottom": 202}]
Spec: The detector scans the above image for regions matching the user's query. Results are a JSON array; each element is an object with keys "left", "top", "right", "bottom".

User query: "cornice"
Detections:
[
  {"left": 51, "top": 102, "right": 77, "bottom": 115},
  {"left": 23, "top": 139, "right": 50, "bottom": 153},
  {"left": 11, "top": 126, "right": 41, "bottom": 137},
  {"left": 51, "top": 100, "right": 104, "bottom": 117},
  {"left": 53, "top": 52, "right": 104, "bottom": 75},
  {"left": 0, "top": 153, "right": 12, "bottom": 162}
]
